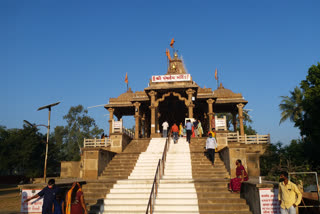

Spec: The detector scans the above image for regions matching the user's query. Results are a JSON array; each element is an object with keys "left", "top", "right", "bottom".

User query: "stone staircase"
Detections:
[
  {"left": 84, "top": 137, "right": 253, "bottom": 214},
  {"left": 154, "top": 137, "right": 199, "bottom": 213},
  {"left": 100, "top": 138, "right": 167, "bottom": 214},
  {"left": 82, "top": 138, "right": 150, "bottom": 213},
  {"left": 190, "top": 137, "right": 252, "bottom": 214}
]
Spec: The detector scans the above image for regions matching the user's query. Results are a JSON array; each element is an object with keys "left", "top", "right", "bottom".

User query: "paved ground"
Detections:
[{"left": 0, "top": 184, "right": 21, "bottom": 214}]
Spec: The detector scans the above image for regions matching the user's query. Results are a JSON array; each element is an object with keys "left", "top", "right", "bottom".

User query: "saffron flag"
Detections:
[
  {"left": 166, "top": 48, "right": 171, "bottom": 61},
  {"left": 215, "top": 68, "right": 218, "bottom": 80},
  {"left": 125, "top": 72, "right": 128, "bottom": 84},
  {"left": 170, "top": 38, "right": 175, "bottom": 48}
]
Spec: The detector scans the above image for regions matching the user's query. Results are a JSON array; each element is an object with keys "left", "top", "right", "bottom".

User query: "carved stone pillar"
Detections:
[
  {"left": 148, "top": 91, "right": 157, "bottom": 136},
  {"left": 187, "top": 104, "right": 194, "bottom": 119},
  {"left": 206, "top": 99, "right": 215, "bottom": 131},
  {"left": 186, "top": 88, "right": 195, "bottom": 118},
  {"left": 237, "top": 103, "right": 245, "bottom": 136},
  {"left": 141, "top": 113, "right": 146, "bottom": 138},
  {"left": 134, "top": 102, "right": 141, "bottom": 139},
  {"left": 108, "top": 108, "right": 114, "bottom": 135},
  {"left": 232, "top": 112, "right": 237, "bottom": 132}
]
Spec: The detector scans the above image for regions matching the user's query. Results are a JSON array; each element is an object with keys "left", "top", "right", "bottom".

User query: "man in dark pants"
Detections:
[
  {"left": 185, "top": 119, "right": 193, "bottom": 143},
  {"left": 206, "top": 133, "right": 218, "bottom": 166},
  {"left": 24, "top": 179, "right": 60, "bottom": 214},
  {"left": 171, "top": 123, "right": 179, "bottom": 144}
]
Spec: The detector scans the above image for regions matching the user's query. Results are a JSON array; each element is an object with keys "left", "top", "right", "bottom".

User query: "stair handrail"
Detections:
[{"left": 146, "top": 137, "right": 169, "bottom": 214}]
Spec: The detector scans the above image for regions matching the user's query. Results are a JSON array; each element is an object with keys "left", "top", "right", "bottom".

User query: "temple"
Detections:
[
  {"left": 59, "top": 49, "right": 271, "bottom": 213},
  {"left": 105, "top": 52, "right": 249, "bottom": 139}
]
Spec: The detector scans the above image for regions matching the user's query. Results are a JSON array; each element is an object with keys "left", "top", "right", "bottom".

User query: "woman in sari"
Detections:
[
  {"left": 179, "top": 122, "right": 183, "bottom": 137},
  {"left": 197, "top": 120, "right": 203, "bottom": 137},
  {"left": 229, "top": 159, "right": 249, "bottom": 192},
  {"left": 65, "top": 182, "right": 87, "bottom": 214}
]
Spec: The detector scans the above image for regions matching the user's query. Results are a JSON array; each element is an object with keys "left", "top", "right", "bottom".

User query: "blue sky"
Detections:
[{"left": 1, "top": 0, "right": 319, "bottom": 144}]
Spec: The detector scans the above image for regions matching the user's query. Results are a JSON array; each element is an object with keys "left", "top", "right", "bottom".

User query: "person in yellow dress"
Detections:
[{"left": 179, "top": 122, "right": 183, "bottom": 137}]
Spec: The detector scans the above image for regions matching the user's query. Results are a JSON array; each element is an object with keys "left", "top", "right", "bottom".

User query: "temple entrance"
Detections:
[{"left": 158, "top": 94, "right": 187, "bottom": 130}]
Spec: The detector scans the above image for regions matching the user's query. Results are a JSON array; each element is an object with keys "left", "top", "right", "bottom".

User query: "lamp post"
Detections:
[
  {"left": 37, "top": 102, "right": 60, "bottom": 182},
  {"left": 25, "top": 101, "right": 60, "bottom": 182},
  {"left": 23, "top": 120, "right": 48, "bottom": 129}
]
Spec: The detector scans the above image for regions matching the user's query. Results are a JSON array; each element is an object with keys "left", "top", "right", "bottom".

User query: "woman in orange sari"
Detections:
[{"left": 65, "top": 182, "right": 87, "bottom": 214}]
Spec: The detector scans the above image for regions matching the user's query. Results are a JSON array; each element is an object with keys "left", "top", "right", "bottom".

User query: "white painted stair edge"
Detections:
[
  {"left": 99, "top": 138, "right": 167, "bottom": 214},
  {"left": 153, "top": 137, "right": 200, "bottom": 214}
]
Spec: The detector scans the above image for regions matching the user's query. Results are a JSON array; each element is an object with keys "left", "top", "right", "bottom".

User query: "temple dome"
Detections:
[{"left": 213, "top": 83, "right": 243, "bottom": 98}]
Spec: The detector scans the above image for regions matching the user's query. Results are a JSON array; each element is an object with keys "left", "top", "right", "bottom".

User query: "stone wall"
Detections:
[
  {"left": 241, "top": 181, "right": 278, "bottom": 214},
  {"left": 109, "top": 133, "right": 132, "bottom": 153},
  {"left": 219, "top": 142, "right": 267, "bottom": 177},
  {"left": 219, "top": 147, "right": 231, "bottom": 175},
  {"left": 216, "top": 131, "right": 228, "bottom": 149},
  {"left": 60, "top": 161, "right": 81, "bottom": 178},
  {"left": 245, "top": 144, "right": 267, "bottom": 177},
  {"left": 81, "top": 148, "right": 116, "bottom": 179},
  {"left": 219, "top": 144, "right": 247, "bottom": 178}
]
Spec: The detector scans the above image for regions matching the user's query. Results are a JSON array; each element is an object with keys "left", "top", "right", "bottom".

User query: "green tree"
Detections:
[
  {"left": 300, "top": 63, "right": 320, "bottom": 166},
  {"left": 243, "top": 125, "right": 257, "bottom": 135},
  {"left": 260, "top": 140, "right": 312, "bottom": 181},
  {"left": 54, "top": 105, "right": 104, "bottom": 161},
  {"left": 279, "top": 86, "right": 304, "bottom": 126},
  {"left": 0, "top": 126, "right": 46, "bottom": 177}
]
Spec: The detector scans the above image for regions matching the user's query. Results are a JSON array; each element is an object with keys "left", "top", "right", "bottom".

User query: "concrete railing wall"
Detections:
[
  {"left": 81, "top": 148, "right": 116, "bottom": 179},
  {"left": 241, "top": 181, "right": 278, "bottom": 214},
  {"left": 60, "top": 161, "right": 81, "bottom": 178},
  {"left": 219, "top": 145, "right": 247, "bottom": 178}
]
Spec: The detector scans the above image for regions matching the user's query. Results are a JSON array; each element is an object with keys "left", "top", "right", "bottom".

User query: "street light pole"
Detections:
[
  {"left": 37, "top": 101, "right": 60, "bottom": 182},
  {"left": 43, "top": 106, "right": 51, "bottom": 183}
]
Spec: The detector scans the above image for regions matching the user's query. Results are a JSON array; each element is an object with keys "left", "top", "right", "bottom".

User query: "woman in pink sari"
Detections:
[{"left": 229, "top": 159, "right": 249, "bottom": 192}]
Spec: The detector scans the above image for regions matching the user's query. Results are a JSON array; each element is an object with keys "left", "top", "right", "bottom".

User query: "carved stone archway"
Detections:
[
  {"left": 155, "top": 91, "right": 189, "bottom": 131},
  {"left": 154, "top": 91, "right": 189, "bottom": 107}
]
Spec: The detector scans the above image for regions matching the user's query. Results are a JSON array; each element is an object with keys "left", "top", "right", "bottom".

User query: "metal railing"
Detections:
[
  {"left": 146, "top": 137, "right": 170, "bottom": 214},
  {"left": 83, "top": 138, "right": 112, "bottom": 148},
  {"left": 227, "top": 132, "right": 270, "bottom": 144}
]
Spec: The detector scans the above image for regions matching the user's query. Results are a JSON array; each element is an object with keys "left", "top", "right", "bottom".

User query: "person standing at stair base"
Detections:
[
  {"left": 24, "top": 179, "right": 60, "bottom": 214},
  {"left": 205, "top": 133, "right": 217, "bottom": 166},
  {"left": 278, "top": 171, "right": 302, "bottom": 214},
  {"left": 228, "top": 159, "right": 248, "bottom": 192}
]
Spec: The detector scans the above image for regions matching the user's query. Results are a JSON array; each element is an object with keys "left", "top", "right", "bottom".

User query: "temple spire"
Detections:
[{"left": 166, "top": 52, "right": 187, "bottom": 75}]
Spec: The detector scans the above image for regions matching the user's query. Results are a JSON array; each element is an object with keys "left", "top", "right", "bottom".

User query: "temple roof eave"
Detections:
[
  {"left": 215, "top": 98, "right": 248, "bottom": 104},
  {"left": 104, "top": 103, "right": 134, "bottom": 108}
]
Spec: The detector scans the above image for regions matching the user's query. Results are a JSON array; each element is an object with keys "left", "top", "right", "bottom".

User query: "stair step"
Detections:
[
  {"left": 104, "top": 198, "right": 149, "bottom": 205},
  {"left": 154, "top": 204, "right": 199, "bottom": 212},
  {"left": 198, "top": 204, "right": 250, "bottom": 211}
]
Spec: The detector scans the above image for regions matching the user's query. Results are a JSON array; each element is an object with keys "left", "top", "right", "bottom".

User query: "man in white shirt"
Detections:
[
  {"left": 206, "top": 133, "right": 218, "bottom": 166},
  {"left": 162, "top": 121, "right": 169, "bottom": 138}
]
